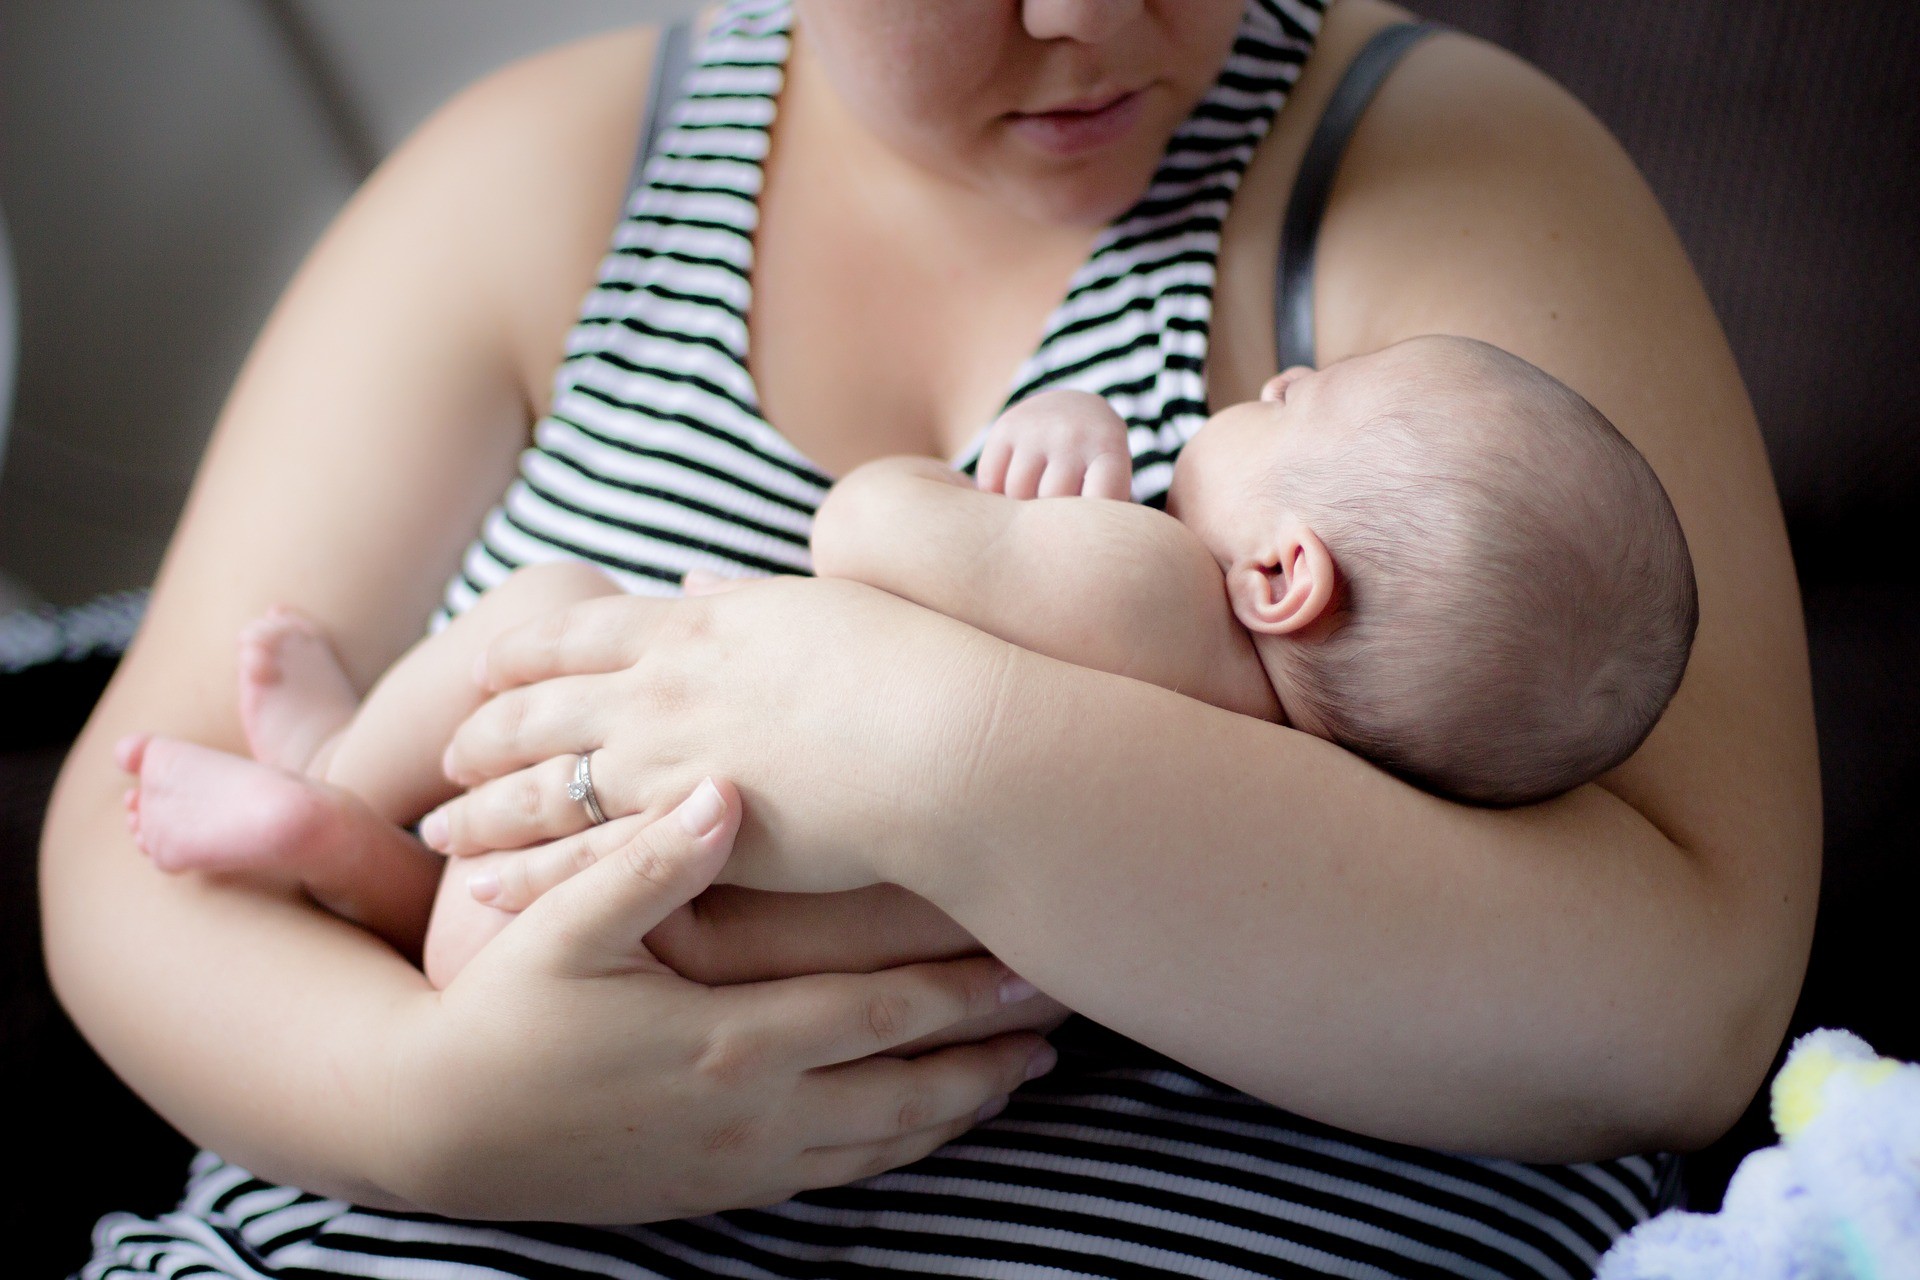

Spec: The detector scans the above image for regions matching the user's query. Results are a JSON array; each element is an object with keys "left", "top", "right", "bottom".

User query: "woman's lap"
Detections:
[{"left": 81, "top": 1025, "right": 1679, "bottom": 1280}]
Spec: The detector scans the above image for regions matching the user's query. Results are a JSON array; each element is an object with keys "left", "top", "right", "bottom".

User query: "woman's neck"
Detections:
[{"left": 776, "top": 20, "right": 1098, "bottom": 270}]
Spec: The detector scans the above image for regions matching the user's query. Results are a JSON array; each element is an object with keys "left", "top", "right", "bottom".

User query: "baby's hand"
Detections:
[{"left": 975, "top": 389, "right": 1132, "bottom": 501}]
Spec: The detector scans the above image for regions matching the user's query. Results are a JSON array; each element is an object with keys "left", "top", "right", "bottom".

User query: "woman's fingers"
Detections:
[
  {"left": 739, "top": 954, "right": 1029, "bottom": 1069},
  {"left": 517, "top": 777, "right": 740, "bottom": 978},
  {"left": 475, "top": 593, "right": 664, "bottom": 693},
  {"left": 798, "top": 1032, "right": 1051, "bottom": 1148},
  {"left": 791, "top": 1034, "right": 1056, "bottom": 1189},
  {"left": 462, "top": 817, "right": 637, "bottom": 909},
  {"left": 793, "top": 1114, "right": 984, "bottom": 1192},
  {"left": 441, "top": 675, "right": 604, "bottom": 786},
  {"left": 644, "top": 883, "right": 981, "bottom": 985},
  {"left": 423, "top": 755, "right": 598, "bottom": 856}
]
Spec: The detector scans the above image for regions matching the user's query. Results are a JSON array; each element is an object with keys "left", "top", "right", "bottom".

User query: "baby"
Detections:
[
  {"left": 120, "top": 333, "right": 1696, "bottom": 986},
  {"left": 827, "top": 332, "right": 1700, "bottom": 807}
]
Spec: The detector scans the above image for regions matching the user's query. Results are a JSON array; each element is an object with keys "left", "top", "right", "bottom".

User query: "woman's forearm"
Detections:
[
  {"left": 43, "top": 726, "right": 427, "bottom": 1207},
  {"left": 885, "top": 640, "right": 1801, "bottom": 1162}
]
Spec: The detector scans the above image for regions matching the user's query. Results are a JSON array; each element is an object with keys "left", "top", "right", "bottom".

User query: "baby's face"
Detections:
[{"left": 1168, "top": 341, "right": 1429, "bottom": 566}]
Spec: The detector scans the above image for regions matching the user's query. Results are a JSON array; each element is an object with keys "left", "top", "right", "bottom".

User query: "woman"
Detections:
[{"left": 45, "top": 0, "right": 1818, "bottom": 1274}]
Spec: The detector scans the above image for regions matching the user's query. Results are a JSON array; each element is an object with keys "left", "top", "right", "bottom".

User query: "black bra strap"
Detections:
[
  {"left": 1275, "top": 22, "right": 1442, "bottom": 370},
  {"left": 627, "top": 21, "right": 696, "bottom": 200}
]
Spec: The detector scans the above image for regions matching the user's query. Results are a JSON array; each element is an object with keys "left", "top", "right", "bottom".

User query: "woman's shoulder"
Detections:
[
  {"left": 384, "top": 25, "right": 661, "bottom": 233},
  {"left": 1214, "top": 0, "right": 1671, "bottom": 397},
  {"left": 362, "top": 24, "right": 663, "bottom": 407}
]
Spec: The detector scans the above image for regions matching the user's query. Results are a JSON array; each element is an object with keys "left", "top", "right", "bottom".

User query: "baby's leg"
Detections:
[
  {"left": 117, "top": 734, "right": 442, "bottom": 955},
  {"left": 304, "top": 561, "right": 623, "bottom": 824},
  {"left": 321, "top": 561, "right": 624, "bottom": 986},
  {"left": 238, "top": 607, "right": 361, "bottom": 775}
]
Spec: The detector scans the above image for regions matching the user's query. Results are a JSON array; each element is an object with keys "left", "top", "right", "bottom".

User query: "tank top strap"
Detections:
[
  {"left": 1275, "top": 21, "right": 1443, "bottom": 369},
  {"left": 626, "top": 20, "right": 696, "bottom": 202}
]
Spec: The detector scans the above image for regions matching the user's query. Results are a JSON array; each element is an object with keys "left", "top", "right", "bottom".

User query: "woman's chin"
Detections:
[{"left": 1001, "top": 173, "right": 1155, "bottom": 229}]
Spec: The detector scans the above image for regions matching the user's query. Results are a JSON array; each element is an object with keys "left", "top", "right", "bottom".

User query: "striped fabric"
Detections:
[{"left": 81, "top": 2, "right": 1681, "bottom": 1276}]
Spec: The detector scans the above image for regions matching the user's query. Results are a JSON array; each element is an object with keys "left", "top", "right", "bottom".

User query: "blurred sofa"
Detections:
[{"left": 3, "top": 0, "right": 1916, "bottom": 1271}]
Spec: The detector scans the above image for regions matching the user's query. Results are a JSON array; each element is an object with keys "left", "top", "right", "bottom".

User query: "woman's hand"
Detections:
[
  {"left": 425, "top": 577, "right": 997, "bottom": 894},
  {"left": 464, "top": 839, "right": 1073, "bottom": 1052},
  {"left": 392, "top": 776, "right": 1055, "bottom": 1223}
]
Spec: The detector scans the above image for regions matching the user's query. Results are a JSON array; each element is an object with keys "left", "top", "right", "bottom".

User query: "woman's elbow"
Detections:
[
  {"left": 37, "top": 748, "right": 121, "bottom": 1023},
  {"left": 1644, "top": 892, "right": 1811, "bottom": 1153}
]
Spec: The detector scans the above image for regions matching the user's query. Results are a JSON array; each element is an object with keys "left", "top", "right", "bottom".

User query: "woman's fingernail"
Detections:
[
  {"left": 1023, "top": 1043, "right": 1058, "bottom": 1082},
  {"left": 419, "top": 810, "right": 449, "bottom": 850},
  {"left": 467, "top": 871, "right": 500, "bottom": 903},
  {"left": 975, "top": 1094, "right": 1010, "bottom": 1123},
  {"left": 677, "top": 777, "right": 726, "bottom": 837},
  {"left": 998, "top": 974, "right": 1040, "bottom": 1005}
]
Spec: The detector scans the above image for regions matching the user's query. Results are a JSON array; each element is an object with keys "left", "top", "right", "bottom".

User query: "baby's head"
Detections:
[{"left": 1168, "top": 335, "right": 1697, "bottom": 806}]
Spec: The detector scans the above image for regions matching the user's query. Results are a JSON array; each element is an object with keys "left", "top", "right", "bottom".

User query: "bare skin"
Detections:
[
  {"left": 433, "top": 2, "right": 1818, "bottom": 1158},
  {"left": 41, "top": 0, "right": 1817, "bottom": 1224},
  {"left": 120, "top": 563, "right": 623, "bottom": 985}
]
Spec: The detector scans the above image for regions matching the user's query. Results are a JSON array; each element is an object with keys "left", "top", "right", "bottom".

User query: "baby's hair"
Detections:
[{"left": 1269, "top": 337, "right": 1698, "bottom": 806}]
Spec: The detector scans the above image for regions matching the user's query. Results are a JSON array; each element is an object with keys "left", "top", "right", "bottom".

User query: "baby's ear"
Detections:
[
  {"left": 1227, "top": 520, "right": 1337, "bottom": 637},
  {"left": 1260, "top": 367, "right": 1314, "bottom": 402}
]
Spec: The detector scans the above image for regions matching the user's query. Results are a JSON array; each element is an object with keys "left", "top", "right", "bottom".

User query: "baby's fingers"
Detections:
[
  {"left": 1082, "top": 451, "right": 1134, "bottom": 502},
  {"left": 1003, "top": 449, "right": 1048, "bottom": 501},
  {"left": 975, "top": 438, "right": 1014, "bottom": 495},
  {"left": 1036, "top": 458, "right": 1087, "bottom": 498},
  {"left": 466, "top": 818, "right": 651, "bottom": 910}
]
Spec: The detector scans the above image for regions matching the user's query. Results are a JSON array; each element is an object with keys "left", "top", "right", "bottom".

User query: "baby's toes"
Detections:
[{"left": 114, "top": 732, "right": 151, "bottom": 774}]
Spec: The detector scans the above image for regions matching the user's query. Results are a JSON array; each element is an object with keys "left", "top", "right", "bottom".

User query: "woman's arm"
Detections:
[
  {"left": 899, "top": 27, "right": 1817, "bottom": 1159},
  {"left": 39, "top": 29, "right": 1046, "bottom": 1214},
  {"left": 438, "top": 19, "right": 1816, "bottom": 1164},
  {"left": 39, "top": 30, "right": 588, "bottom": 1195}
]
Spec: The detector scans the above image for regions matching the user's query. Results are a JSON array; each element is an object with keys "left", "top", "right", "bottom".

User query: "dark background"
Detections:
[{"left": 5, "top": 1, "right": 1917, "bottom": 1274}]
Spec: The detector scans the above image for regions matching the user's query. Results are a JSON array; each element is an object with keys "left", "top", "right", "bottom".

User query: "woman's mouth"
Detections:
[{"left": 1005, "top": 90, "right": 1146, "bottom": 158}]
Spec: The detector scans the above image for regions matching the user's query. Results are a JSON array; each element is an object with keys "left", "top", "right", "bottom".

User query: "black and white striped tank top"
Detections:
[{"left": 83, "top": 3, "right": 1681, "bottom": 1276}]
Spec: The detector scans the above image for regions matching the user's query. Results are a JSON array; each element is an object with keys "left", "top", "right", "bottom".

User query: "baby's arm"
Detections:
[{"left": 812, "top": 458, "right": 1279, "bottom": 723}]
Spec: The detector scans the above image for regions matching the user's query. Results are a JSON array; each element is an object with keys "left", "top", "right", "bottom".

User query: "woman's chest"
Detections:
[{"left": 743, "top": 180, "right": 1093, "bottom": 480}]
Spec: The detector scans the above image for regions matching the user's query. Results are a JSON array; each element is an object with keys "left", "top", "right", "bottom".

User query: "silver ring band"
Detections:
[{"left": 567, "top": 751, "right": 608, "bottom": 826}]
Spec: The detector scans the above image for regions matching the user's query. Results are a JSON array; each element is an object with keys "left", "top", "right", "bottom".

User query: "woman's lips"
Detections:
[{"left": 1005, "top": 90, "right": 1146, "bottom": 158}]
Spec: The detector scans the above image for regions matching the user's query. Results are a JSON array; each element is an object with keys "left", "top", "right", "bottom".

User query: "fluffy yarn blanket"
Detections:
[{"left": 1600, "top": 1029, "right": 1920, "bottom": 1280}]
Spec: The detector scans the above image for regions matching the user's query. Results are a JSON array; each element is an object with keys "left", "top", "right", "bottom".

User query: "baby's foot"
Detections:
[
  {"left": 117, "top": 733, "right": 352, "bottom": 875},
  {"left": 238, "top": 606, "right": 358, "bottom": 774}
]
